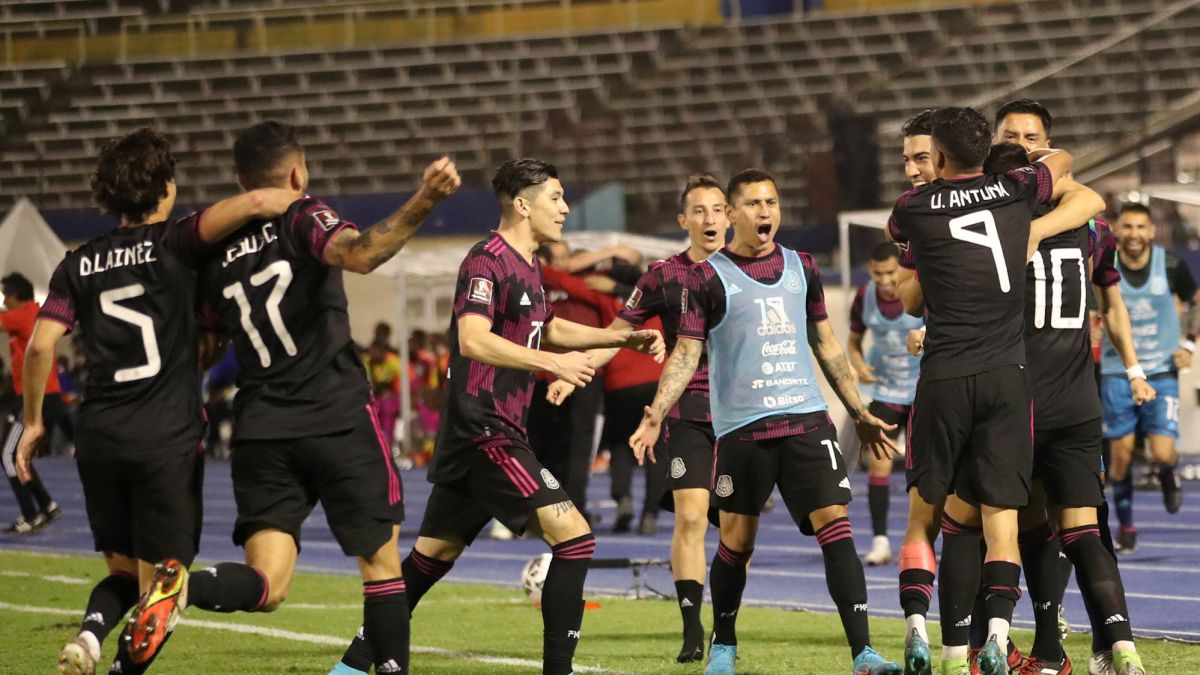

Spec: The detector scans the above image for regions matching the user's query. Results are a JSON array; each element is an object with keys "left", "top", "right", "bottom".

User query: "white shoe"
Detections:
[
  {"left": 58, "top": 634, "right": 99, "bottom": 675},
  {"left": 489, "top": 520, "right": 514, "bottom": 541},
  {"left": 1089, "top": 650, "right": 1116, "bottom": 675},
  {"left": 865, "top": 535, "right": 892, "bottom": 566}
]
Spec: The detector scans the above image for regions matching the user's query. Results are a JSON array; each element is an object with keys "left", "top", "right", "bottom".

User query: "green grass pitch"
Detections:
[{"left": 2, "top": 551, "right": 1195, "bottom": 673}]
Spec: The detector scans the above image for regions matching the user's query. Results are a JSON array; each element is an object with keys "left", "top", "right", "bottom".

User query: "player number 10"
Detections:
[
  {"left": 949, "top": 210, "right": 1010, "bottom": 293},
  {"left": 1030, "top": 248, "right": 1086, "bottom": 329}
]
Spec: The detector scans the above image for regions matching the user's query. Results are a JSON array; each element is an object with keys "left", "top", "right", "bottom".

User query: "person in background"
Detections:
[{"left": 365, "top": 338, "right": 403, "bottom": 457}]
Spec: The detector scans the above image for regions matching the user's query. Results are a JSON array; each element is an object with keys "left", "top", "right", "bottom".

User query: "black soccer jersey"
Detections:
[
  {"left": 428, "top": 232, "right": 555, "bottom": 484},
  {"left": 39, "top": 219, "right": 211, "bottom": 459},
  {"left": 617, "top": 251, "right": 711, "bottom": 422},
  {"left": 199, "top": 197, "right": 369, "bottom": 441},
  {"left": 1025, "top": 219, "right": 1117, "bottom": 428},
  {"left": 888, "top": 164, "right": 1053, "bottom": 381}
]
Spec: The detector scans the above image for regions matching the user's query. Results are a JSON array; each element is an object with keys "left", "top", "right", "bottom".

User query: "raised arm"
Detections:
[
  {"left": 15, "top": 319, "right": 68, "bottom": 483},
  {"left": 807, "top": 319, "right": 898, "bottom": 459},
  {"left": 628, "top": 337, "right": 703, "bottom": 464},
  {"left": 1095, "top": 283, "right": 1156, "bottom": 404},
  {"left": 197, "top": 187, "right": 303, "bottom": 244},
  {"left": 1027, "top": 182, "right": 1106, "bottom": 259},
  {"left": 324, "top": 157, "right": 460, "bottom": 274},
  {"left": 457, "top": 314, "right": 594, "bottom": 387}
]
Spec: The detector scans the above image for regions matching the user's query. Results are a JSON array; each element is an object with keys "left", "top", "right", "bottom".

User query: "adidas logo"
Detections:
[
  {"left": 838, "top": 477, "right": 851, "bottom": 489},
  {"left": 680, "top": 598, "right": 694, "bottom": 608},
  {"left": 955, "top": 616, "right": 972, "bottom": 627},
  {"left": 520, "top": 292, "right": 532, "bottom": 306},
  {"left": 1105, "top": 614, "right": 1127, "bottom": 625},
  {"left": 727, "top": 283, "right": 742, "bottom": 295},
  {"left": 85, "top": 612, "right": 105, "bottom": 626},
  {"left": 378, "top": 659, "right": 403, "bottom": 673}
]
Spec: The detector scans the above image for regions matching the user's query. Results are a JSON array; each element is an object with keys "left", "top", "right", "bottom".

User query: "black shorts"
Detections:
[
  {"left": 1034, "top": 417, "right": 1104, "bottom": 508},
  {"left": 908, "top": 364, "right": 1033, "bottom": 509},
  {"left": 77, "top": 448, "right": 203, "bottom": 565},
  {"left": 869, "top": 400, "right": 911, "bottom": 435},
  {"left": 664, "top": 418, "right": 716, "bottom": 491},
  {"left": 419, "top": 434, "right": 570, "bottom": 545},
  {"left": 711, "top": 423, "right": 851, "bottom": 536},
  {"left": 231, "top": 407, "right": 404, "bottom": 557}
]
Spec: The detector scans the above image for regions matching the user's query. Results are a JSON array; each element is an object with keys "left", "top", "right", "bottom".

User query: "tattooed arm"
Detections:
[
  {"left": 627, "top": 337, "right": 702, "bottom": 465},
  {"left": 807, "top": 319, "right": 899, "bottom": 459},
  {"left": 323, "top": 157, "right": 461, "bottom": 273}
]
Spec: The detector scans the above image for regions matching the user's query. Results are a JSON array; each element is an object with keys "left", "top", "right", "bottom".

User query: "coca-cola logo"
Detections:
[{"left": 761, "top": 339, "right": 797, "bottom": 356}]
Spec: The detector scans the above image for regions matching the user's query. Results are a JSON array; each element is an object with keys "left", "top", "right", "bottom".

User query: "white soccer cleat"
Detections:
[
  {"left": 489, "top": 520, "right": 514, "bottom": 541},
  {"left": 865, "top": 535, "right": 893, "bottom": 566},
  {"left": 58, "top": 634, "right": 99, "bottom": 675},
  {"left": 1089, "top": 650, "right": 1115, "bottom": 675}
]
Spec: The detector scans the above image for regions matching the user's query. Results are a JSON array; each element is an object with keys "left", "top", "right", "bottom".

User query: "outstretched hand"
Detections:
[
  {"left": 854, "top": 410, "right": 898, "bottom": 460},
  {"left": 626, "top": 329, "right": 666, "bottom": 363},
  {"left": 628, "top": 406, "right": 662, "bottom": 465}
]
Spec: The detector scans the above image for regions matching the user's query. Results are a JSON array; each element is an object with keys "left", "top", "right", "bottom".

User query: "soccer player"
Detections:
[
  {"left": 887, "top": 106, "right": 1100, "bottom": 675},
  {"left": 1, "top": 272, "right": 64, "bottom": 535},
  {"left": 847, "top": 241, "right": 923, "bottom": 567},
  {"left": 548, "top": 174, "right": 730, "bottom": 663},
  {"left": 630, "top": 169, "right": 902, "bottom": 675},
  {"left": 12, "top": 127, "right": 300, "bottom": 675},
  {"left": 333, "top": 159, "right": 664, "bottom": 675},
  {"left": 124, "top": 120, "right": 460, "bottom": 675},
  {"left": 1102, "top": 202, "right": 1196, "bottom": 547}
]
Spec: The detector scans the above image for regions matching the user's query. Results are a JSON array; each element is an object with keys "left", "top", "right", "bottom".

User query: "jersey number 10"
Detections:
[{"left": 1030, "top": 248, "right": 1086, "bottom": 329}]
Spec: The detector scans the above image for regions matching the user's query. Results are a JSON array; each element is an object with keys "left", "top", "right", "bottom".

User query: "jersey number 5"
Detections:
[
  {"left": 222, "top": 260, "right": 299, "bottom": 368},
  {"left": 949, "top": 210, "right": 1010, "bottom": 293},
  {"left": 99, "top": 284, "right": 161, "bottom": 382}
]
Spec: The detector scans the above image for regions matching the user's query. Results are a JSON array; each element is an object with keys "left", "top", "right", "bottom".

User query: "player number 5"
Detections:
[
  {"left": 99, "top": 284, "right": 161, "bottom": 382},
  {"left": 949, "top": 210, "right": 1009, "bottom": 293}
]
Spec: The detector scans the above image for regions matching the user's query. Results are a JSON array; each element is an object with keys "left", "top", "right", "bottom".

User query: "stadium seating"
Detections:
[{"left": 2, "top": 0, "right": 1199, "bottom": 225}]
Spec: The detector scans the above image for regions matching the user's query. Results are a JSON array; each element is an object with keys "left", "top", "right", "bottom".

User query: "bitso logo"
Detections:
[
  {"left": 754, "top": 297, "right": 796, "bottom": 336},
  {"left": 540, "top": 469, "right": 560, "bottom": 490},
  {"left": 670, "top": 457, "right": 686, "bottom": 479},
  {"left": 715, "top": 474, "right": 734, "bottom": 497}
]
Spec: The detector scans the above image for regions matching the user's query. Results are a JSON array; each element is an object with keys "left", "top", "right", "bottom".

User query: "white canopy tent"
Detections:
[
  {"left": 1141, "top": 183, "right": 1200, "bottom": 207},
  {"left": 0, "top": 198, "right": 68, "bottom": 302},
  {"left": 365, "top": 231, "right": 688, "bottom": 448}
]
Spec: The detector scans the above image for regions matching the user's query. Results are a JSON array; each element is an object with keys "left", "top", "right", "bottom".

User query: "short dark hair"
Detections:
[
  {"left": 726, "top": 168, "right": 777, "bottom": 203},
  {"left": 492, "top": 159, "right": 558, "bottom": 202},
  {"left": 994, "top": 99, "right": 1052, "bottom": 136},
  {"left": 930, "top": 107, "right": 992, "bottom": 170},
  {"left": 90, "top": 127, "right": 175, "bottom": 224},
  {"left": 983, "top": 142, "right": 1030, "bottom": 175},
  {"left": 1119, "top": 202, "right": 1152, "bottom": 218},
  {"left": 234, "top": 120, "right": 303, "bottom": 189},
  {"left": 1, "top": 273, "right": 33, "bottom": 301},
  {"left": 902, "top": 109, "right": 934, "bottom": 138},
  {"left": 679, "top": 174, "right": 725, "bottom": 212},
  {"left": 869, "top": 241, "right": 901, "bottom": 263}
]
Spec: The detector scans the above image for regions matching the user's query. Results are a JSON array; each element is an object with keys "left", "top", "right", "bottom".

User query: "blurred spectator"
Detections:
[
  {"left": 406, "top": 330, "right": 441, "bottom": 463},
  {"left": 202, "top": 343, "right": 240, "bottom": 459},
  {"left": 374, "top": 321, "right": 398, "bottom": 355},
  {"left": 365, "top": 339, "right": 403, "bottom": 457}
]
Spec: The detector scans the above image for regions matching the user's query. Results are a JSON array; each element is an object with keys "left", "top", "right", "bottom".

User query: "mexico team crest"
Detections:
[
  {"left": 670, "top": 458, "right": 686, "bottom": 479},
  {"left": 540, "top": 469, "right": 560, "bottom": 490},
  {"left": 714, "top": 474, "right": 734, "bottom": 497},
  {"left": 782, "top": 270, "right": 803, "bottom": 294}
]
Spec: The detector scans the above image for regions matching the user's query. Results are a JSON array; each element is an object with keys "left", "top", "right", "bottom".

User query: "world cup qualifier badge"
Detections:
[
  {"left": 670, "top": 457, "right": 686, "bottom": 479},
  {"left": 714, "top": 474, "right": 734, "bottom": 497}
]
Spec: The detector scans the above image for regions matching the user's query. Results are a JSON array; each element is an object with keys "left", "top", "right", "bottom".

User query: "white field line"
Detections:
[{"left": 0, "top": 601, "right": 616, "bottom": 673}]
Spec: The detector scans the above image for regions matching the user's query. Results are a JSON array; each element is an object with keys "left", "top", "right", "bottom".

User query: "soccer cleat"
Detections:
[
  {"left": 1115, "top": 529, "right": 1137, "bottom": 555},
  {"left": 853, "top": 645, "right": 902, "bottom": 674},
  {"left": 327, "top": 662, "right": 369, "bottom": 675},
  {"left": 125, "top": 559, "right": 188, "bottom": 664},
  {"left": 488, "top": 520, "right": 514, "bottom": 540},
  {"left": 58, "top": 635, "right": 98, "bottom": 675},
  {"left": 1058, "top": 604, "right": 1070, "bottom": 642},
  {"left": 1161, "top": 470, "right": 1183, "bottom": 514},
  {"left": 42, "top": 501, "right": 62, "bottom": 524},
  {"left": 638, "top": 512, "right": 658, "bottom": 536},
  {"left": 677, "top": 642, "right": 704, "bottom": 664},
  {"left": 903, "top": 629, "right": 932, "bottom": 675},
  {"left": 705, "top": 643, "right": 736, "bottom": 675},
  {"left": 865, "top": 536, "right": 893, "bottom": 566},
  {"left": 1017, "top": 654, "right": 1072, "bottom": 674},
  {"left": 613, "top": 496, "right": 634, "bottom": 533},
  {"left": 941, "top": 656, "right": 970, "bottom": 675},
  {"left": 1111, "top": 651, "right": 1144, "bottom": 675},
  {"left": 1088, "top": 651, "right": 1115, "bottom": 675},
  {"left": 976, "top": 637, "right": 1008, "bottom": 675},
  {"left": 3, "top": 517, "right": 35, "bottom": 535}
]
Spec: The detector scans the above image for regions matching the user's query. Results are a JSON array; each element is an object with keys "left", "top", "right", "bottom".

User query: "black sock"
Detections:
[
  {"left": 1019, "top": 523, "right": 1063, "bottom": 661},
  {"left": 402, "top": 548, "right": 454, "bottom": 613},
  {"left": 187, "top": 563, "right": 268, "bottom": 613},
  {"left": 982, "top": 560, "right": 1023, "bottom": 629},
  {"left": 543, "top": 534, "right": 595, "bottom": 675},
  {"left": 898, "top": 567, "right": 935, "bottom": 618},
  {"left": 816, "top": 517, "right": 871, "bottom": 658},
  {"left": 1096, "top": 499, "right": 1118, "bottom": 562},
  {"left": 1061, "top": 525, "right": 1133, "bottom": 648},
  {"left": 363, "top": 578, "right": 410, "bottom": 673},
  {"left": 710, "top": 542, "right": 752, "bottom": 646},
  {"left": 938, "top": 515, "right": 982, "bottom": 648},
  {"left": 675, "top": 579, "right": 704, "bottom": 645},
  {"left": 27, "top": 466, "right": 53, "bottom": 511},
  {"left": 868, "top": 476, "right": 890, "bottom": 537},
  {"left": 969, "top": 584, "right": 989, "bottom": 649},
  {"left": 7, "top": 475, "right": 38, "bottom": 520},
  {"left": 1158, "top": 461, "right": 1178, "bottom": 484},
  {"left": 81, "top": 572, "right": 140, "bottom": 644},
  {"left": 1111, "top": 472, "right": 1134, "bottom": 532},
  {"left": 109, "top": 627, "right": 173, "bottom": 675}
]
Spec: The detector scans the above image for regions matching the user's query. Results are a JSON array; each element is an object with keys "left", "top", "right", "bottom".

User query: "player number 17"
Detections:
[
  {"left": 949, "top": 210, "right": 1010, "bottom": 293},
  {"left": 222, "top": 260, "right": 299, "bottom": 368}
]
